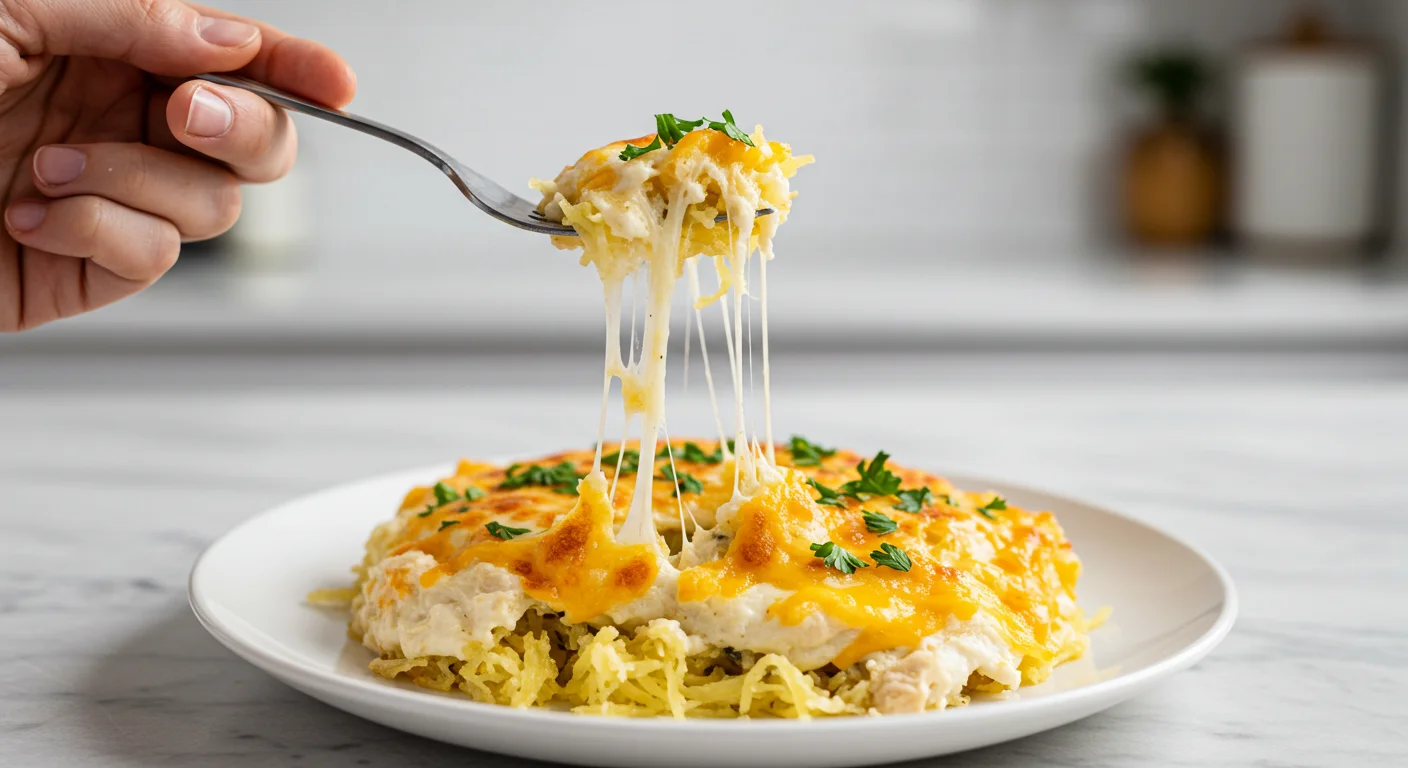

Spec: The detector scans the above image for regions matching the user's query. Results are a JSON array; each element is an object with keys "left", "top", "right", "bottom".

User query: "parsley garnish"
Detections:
[
  {"left": 655, "top": 113, "right": 704, "bottom": 147},
  {"left": 660, "top": 441, "right": 724, "bottom": 464},
  {"left": 658, "top": 465, "right": 704, "bottom": 496},
  {"left": 808, "top": 479, "right": 848, "bottom": 508},
  {"left": 419, "top": 481, "right": 468, "bottom": 517},
  {"left": 618, "top": 136, "right": 661, "bottom": 161},
  {"left": 810, "top": 541, "right": 869, "bottom": 575},
  {"left": 438, "top": 520, "right": 460, "bottom": 531},
  {"left": 976, "top": 496, "right": 1007, "bottom": 520},
  {"left": 605, "top": 448, "right": 641, "bottom": 475},
  {"left": 862, "top": 510, "right": 899, "bottom": 535},
  {"left": 707, "top": 110, "right": 755, "bottom": 146},
  {"left": 617, "top": 111, "right": 755, "bottom": 161},
  {"left": 788, "top": 435, "right": 836, "bottom": 467},
  {"left": 500, "top": 462, "right": 583, "bottom": 495},
  {"left": 893, "top": 487, "right": 935, "bottom": 513},
  {"left": 464, "top": 486, "right": 486, "bottom": 502},
  {"left": 690, "top": 442, "right": 725, "bottom": 463},
  {"left": 485, "top": 521, "right": 531, "bottom": 540},
  {"left": 870, "top": 542, "right": 912, "bottom": 572},
  {"left": 432, "top": 481, "right": 460, "bottom": 506},
  {"left": 839, "top": 451, "right": 902, "bottom": 499}
]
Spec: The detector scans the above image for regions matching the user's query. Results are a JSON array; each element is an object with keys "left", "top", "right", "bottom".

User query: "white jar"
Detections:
[{"left": 1232, "top": 36, "right": 1385, "bottom": 259}]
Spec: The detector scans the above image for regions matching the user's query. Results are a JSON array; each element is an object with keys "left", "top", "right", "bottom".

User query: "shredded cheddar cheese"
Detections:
[
  {"left": 417, "top": 474, "right": 658, "bottom": 623},
  {"left": 679, "top": 471, "right": 1081, "bottom": 673},
  {"left": 330, "top": 120, "right": 1095, "bottom": 718}
]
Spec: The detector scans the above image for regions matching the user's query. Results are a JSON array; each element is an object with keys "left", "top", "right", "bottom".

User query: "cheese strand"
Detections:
[{"left": 688, "top": 260, "right": 730, "bottom": 448}]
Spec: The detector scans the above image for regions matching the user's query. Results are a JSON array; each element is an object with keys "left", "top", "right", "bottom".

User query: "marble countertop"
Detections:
[{"left": 2, "top": 366, "right": 1405, "bottom": 766}]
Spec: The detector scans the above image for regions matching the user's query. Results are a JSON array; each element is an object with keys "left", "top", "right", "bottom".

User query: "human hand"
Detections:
[{"left": 0, "top": 0, "right": 355, "bottom": 331}]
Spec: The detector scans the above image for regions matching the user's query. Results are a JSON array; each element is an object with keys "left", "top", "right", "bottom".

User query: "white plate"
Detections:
[{"left": 189, "top": 463, "right": 1236, "bottom": 768}]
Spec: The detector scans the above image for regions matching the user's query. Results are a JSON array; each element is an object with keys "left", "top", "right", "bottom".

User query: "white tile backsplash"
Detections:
[{"left": 208, "top": 0, "right": 1394, "bottom": 267}]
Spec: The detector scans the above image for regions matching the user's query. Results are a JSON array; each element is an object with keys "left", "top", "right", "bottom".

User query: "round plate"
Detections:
[{"left": 189, "top": 463, "right": 1236, "bottom": 768}]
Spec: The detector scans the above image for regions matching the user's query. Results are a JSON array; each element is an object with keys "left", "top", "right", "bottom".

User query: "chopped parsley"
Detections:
[
  {"left": 485, "top": 521, "right": 531, "bottom": 540},
  {"left": 862, "top": 510, "right": 899, "bottom": 535},
  {"left": 432, "top": 481, "right": 460, "bottom": 506},
  {"left": 673, "top": 441, "right": 725, "bottom": 464},
  {"left": 655, "top": 113, "right": 704, "bottom": 147},
  {"left": 500, "top": 462, "right": 583, "bottom": 495},
  {"left": 976, "top": 496, "right": 1008, "bottom": 520},
  {"left": 708, "top": 110, "right": 755, "bottom": 146},
  {"left": 438, "top": 519, "right": 460, "bottom": 531},
  {"left": 870, "top": 542, "right": 912, "bottom": 572},
  {"left": 893, "top": 487, "right": 935, "bottom": 513},
  {"left": 464, "top": 486, "right": 486, "bottom": 502},
  {"left": 419, "top": 481, "right": 469, "bottom": 516},
  {"left": 839, "top": 451, "right": 903, "bottom": 499},
  {"left": 618, "top": 136, "right": 661, "bottom": 161},
  {"left": 788, "top": 435, "right": 836, "bottom": 467},
  {"left": 658, "top": 465, "right": 704, "bottom": 496},
  {"left": 808, "top": 478, "right": 848, "bottom": 508},
  {"left": 605, "top": 448, "right": 641, "bottom": 475},
  {"left": 810, "top": 541, "right": 869, "bottom": 575},
  {"left": 617, "top": 111, "right": 756, "bottom": 161}
]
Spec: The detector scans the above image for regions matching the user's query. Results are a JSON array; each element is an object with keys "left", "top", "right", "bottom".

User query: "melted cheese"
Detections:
[
  {"left": 416, "top": 473, "right": 659, "bottom": 624},
  {"left": 359, "top": 442, "right": 1084, "bottom": 681},
  {"left": 350, "top": 123, "right": 1090, "bottom": 693},
  {"left": 677, "top": 471, "right": 1081, "bottom": 671},
  {"left": 537, "top": 124, "right": 810, "bottom": 548}
]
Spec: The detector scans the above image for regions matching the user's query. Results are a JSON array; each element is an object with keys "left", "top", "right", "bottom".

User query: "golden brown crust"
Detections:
[
  {"left": 367, "top": 441, "right": 1087, "bottom": 684},
  {"left": 386, "top": 440, "right": 994, "bottom": 567}
]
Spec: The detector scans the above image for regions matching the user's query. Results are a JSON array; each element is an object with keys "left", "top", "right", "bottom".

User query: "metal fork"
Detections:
[{"left": 194, "top": 74, "right": 773, "bottom": 237}]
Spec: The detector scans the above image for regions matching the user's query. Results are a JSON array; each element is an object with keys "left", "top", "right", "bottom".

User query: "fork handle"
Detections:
[{"left": 193, "top": 73, "right": 455, "bottom": 176}]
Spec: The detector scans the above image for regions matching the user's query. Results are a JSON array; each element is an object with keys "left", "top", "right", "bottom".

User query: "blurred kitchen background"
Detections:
[
  {"left": 10, "top": 6, "right": 1407, "bottom": 762},
  {"left": 3, "top": 0, "right": 1407, "bottom": 387}
]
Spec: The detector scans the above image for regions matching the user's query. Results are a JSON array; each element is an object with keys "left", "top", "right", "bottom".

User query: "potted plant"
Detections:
[{"left": 1121, "top": 48, "right": 1221, "bottom": 248}]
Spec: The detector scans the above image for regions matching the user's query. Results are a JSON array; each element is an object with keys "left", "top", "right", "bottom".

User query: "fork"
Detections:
[{"left": 194, "top": 74, "right": 773, "bottom": 237}]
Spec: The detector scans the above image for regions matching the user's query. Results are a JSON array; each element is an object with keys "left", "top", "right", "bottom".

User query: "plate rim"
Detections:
[{"left": 188, "top": 461, "right": 1238, "bottom": 732}]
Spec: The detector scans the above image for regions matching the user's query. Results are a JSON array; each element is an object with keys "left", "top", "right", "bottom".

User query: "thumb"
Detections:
[{"left": 17, "top": 0, "right": 261, "bottom": 75}]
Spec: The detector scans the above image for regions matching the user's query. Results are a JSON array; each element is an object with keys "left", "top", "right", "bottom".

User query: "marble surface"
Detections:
[{"left": 2, "top": 367, "right": 1406, "bottom": 767}]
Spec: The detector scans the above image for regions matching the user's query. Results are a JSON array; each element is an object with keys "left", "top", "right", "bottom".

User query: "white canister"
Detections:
[{"left": 1232, "top": 32, "right": 1385, "bottom": 257}]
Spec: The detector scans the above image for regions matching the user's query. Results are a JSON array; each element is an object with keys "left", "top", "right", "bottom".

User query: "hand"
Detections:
[{"left": 0, "top": 0, "right": 355, "bottom": 331}]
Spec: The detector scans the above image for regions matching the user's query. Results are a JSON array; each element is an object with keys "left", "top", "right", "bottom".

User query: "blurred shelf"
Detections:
[{"left": 4, "top": 246, "right": 1407, "bottom": 354}]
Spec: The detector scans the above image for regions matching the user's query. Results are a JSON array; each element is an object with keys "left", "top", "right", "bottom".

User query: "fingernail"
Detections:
[
  {"left": 198, "top": 17, "right": 259, "bottom": 48},
  {"left": 186, "top": 86, "right": 234, "bottom": 138},
  {"left": 33, "top": 146, "right": 86, "bottom": 186},
  {"left": 6, "top": 202, "right": 46, "bottom": 232}
]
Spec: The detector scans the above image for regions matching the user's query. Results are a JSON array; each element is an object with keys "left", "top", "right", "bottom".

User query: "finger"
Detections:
[
  {"left": 143, "top": 90, "right": 189, "bottom": 155},
  {"left": 165, "top": 80, "right": 296, "bottom": 183},
  {"left": 10, "top": 0, "right": 260, "bottom": 75},
  {"left": 142, "top": 87, "right": 219, "bottom": 161},
  {"left": 186, "top": 2, "right": 356, "bottom": 107},
  {"left": 4, "top": 197, "right": 180, "bottom": 285},
  {"left": 31, "top": 144, "right": 242, "bottom": 241}
]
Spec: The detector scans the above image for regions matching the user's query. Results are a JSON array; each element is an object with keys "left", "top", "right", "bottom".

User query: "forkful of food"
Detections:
[
  {"left": 193, "top": 74, "right": 775, "bottom": 237},
  {"left": 0, "top": 0, "right": 773, "bottom": 334}
]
